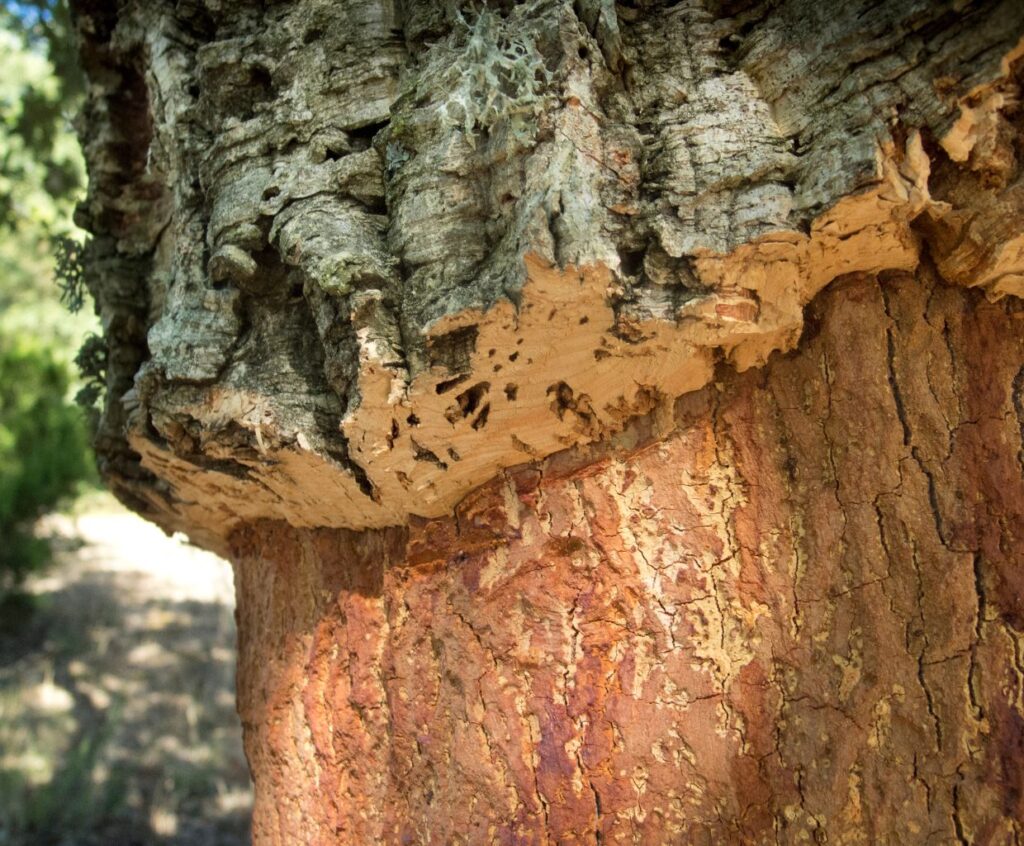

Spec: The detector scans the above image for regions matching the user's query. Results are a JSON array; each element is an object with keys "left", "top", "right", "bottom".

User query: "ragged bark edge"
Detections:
[
  {"left": 70, "top": 1, "right": 1024, "bottom": 550},
  {"left": 130, "top": 108, "right": 1014, "bottom": 549}
]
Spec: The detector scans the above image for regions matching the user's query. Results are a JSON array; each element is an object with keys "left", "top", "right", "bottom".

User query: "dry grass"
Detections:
[{"left": 0, "top": 494, "right": 252, "bottom": 845}]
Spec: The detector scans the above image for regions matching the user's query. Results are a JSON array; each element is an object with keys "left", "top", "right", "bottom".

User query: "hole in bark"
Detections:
[
  {"left": 239, "top": 65, "right": 275, "bottom": 120},
  {"left": 238, "top": 246, "right": 290, "bottom": 296},
  {"left": 579, "top": 315, "right": 589, "bottom": 325},
  {"left": 547, "top": 382, "right": 596, "bottom": 429},
  {"left": 471, "top": 403, "right": 490, "bottom": 430},
  {"left": 594, "top": 349, "right": 611, "bottom": 361},
  {"left": 504, "top": 383, "right": 518, "bottom": 401},
  {"left": 578, "top": 45, "right": 590, "bottom": 59},
  {"left": 618, "top": 247, "right": 645, "bottom": 277},
  {"left": 612, "top": 320, "right": 651, "bottom": 345},
  {"left": 460, "top": 383, "right": 488, "bottom": 415},
  {"left": 436, "top": 374, "right": 470, "bottom": 395},
  {"left": 548, "top": 381, "right": 575, "bottom": 419},
  {"left": 718, "top": 34, "right": 741, "bottom": 53},
  {"left": 303, "top": 27, "right": 323, "bottom": 44},
  {"left": 783, "top": 453, "right": 797, "bottom": 482},
  {"left": 364, "top": 196, "right": 388, "bottom": 215},
  {"left": 175, "top": 3, "right": 215, "bottom": 39},
  {"left": 429, "top": 325, "right": 479, "bottom": 376},
  {"left": 509, "top": 352, "right": 519, "bottom": 362},
  {"left": 347, "top": 120, "right": 388, "bottom": 150},
  {"left": 323, "top": 446, "right": 376, "bottom": 499},
  {"left": 511, "top": 434, "right": 536, "bottom": 455},
  {"left": 386, "top": 418, "right": 399, "bottom": 449},
  {"left": 251, "top": 67, "right": 273, "bottom": 89},
  {"left": 407, "top": 413, "right": 420, "bottom": 426},
  {"left": 262, "top": 185, "right": 281, "bottom": 200},
  {"left": 411, "top": 439, "right": 447, "bottom": 469}
]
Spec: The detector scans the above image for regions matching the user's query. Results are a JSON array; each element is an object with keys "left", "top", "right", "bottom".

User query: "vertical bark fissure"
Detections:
[
  {"left": 952, "top": 767, "right": 969, "bottom": 846},
  {"left": 1013, "top": 363, "right": 1024, "bottom": 481},
  {"left": 819, "top": 347, "right": 849, "bottom": 553},
  {"left": 911, "top": 542, "right": 944, "bottom": 751},
  {"left": 459, "top": 605, "right": 518, "bottom": 814},
  {"left": 883, "top": 283, "right": 953, "bottom": 549},
  {"left": 525, "top": 715, "right": 553, "bottom": 843},
  {"left": 883, "top": 282, "right": 952, "bottom": 757},
  {"left": 968, "top": 552, "right": 987, "bottom": 723}
]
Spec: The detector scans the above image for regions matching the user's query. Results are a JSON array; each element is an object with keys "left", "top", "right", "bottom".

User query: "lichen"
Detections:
[
  {"left": 384, "top": 140, "right": 410, "bottom": 176},
  {"left": 437, "top": 5, "right": 553, "bottom": 148}
]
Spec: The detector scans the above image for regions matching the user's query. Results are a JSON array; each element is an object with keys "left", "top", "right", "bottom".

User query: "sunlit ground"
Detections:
[{"left": 0, "top": 493, "right": 252, "bottom": 846}]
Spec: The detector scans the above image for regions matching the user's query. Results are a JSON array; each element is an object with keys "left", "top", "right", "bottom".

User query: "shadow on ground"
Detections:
[{"left": 0, "top": 504, "right": 252, "bottom": 846}]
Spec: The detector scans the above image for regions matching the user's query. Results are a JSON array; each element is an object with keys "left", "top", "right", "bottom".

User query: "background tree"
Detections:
[
  {"left": 0, "top": 1, "right": 94, "bottom": 601},
  {"left": 70, "top": 0, "right": 1024, "bottom": 843}
]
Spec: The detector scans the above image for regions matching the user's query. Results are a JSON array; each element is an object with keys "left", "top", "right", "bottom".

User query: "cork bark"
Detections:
[{"left": 69, "top": 0, "right": 1024, "bottom": 843}]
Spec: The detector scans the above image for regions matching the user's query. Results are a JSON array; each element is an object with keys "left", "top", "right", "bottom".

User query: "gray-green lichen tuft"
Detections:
[{"left": 439, "top": 5, "right": 554, "bottom": 148}]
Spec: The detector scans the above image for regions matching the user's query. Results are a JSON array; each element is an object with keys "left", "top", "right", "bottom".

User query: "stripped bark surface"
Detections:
[
  {"left": 232, "top": 273, "right": 1024, "bottom": 844},
  {"left": 69, "top": 0, "right": 1024, "bottom": 842}
]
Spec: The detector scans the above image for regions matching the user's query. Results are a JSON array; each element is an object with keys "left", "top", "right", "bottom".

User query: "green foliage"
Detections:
[
  {"left": 0, "top": 4, "right": 87, "bottom": 325},
  {"left": 0, "top": 336, "right": 95, "bottom": 596},
  {"left": 54, "top": 234, "right": 85, "bottom": 313},
  {"left": 0, "top": 26, "right": 82, "bottom": 231},
  {"left": 0, "top": 0, "right": 84, "bottom": 215},
  {"left": 0, "top": 3, "right": 97, "bottom": 596},
  {"left": 73, "top": 331, "right": 106, "bottom": 412}
]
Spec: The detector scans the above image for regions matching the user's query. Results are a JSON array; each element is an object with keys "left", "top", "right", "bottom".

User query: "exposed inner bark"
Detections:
[{"left": 232, "top": 272, "right": 1024, "bottom": 844}]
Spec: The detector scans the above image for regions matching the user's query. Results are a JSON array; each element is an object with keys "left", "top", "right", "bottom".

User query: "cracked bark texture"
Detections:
[
  {"left": 233, "top": 273, "right": 1024, "bottom": 844},
  {"left": 70, "top": 0, "right": 1024, "bottom": 843}
]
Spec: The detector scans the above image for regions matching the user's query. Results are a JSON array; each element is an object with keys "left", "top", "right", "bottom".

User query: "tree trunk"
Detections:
[{"left": 71, "top": 1, "right": 1024, "bottom": 843}]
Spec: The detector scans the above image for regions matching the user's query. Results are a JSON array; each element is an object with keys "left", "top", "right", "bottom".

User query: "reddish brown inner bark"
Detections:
[{"left": 231, "top": 270, "right": 1024, "bottom": 845}]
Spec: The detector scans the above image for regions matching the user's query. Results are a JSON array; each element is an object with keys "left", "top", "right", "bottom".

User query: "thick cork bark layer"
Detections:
[{"left": 70, "top": 0, "right": 1024, "bottom": 546}]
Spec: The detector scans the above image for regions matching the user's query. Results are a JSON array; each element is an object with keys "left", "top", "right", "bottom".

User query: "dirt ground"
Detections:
[{"left": 0, "top": 495, "right": 252, "bottom": 846}]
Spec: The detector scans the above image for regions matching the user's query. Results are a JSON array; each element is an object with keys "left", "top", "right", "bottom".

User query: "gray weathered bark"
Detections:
[{"left": 72, "top": 1, "right": 1024, "bottom": 843}]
